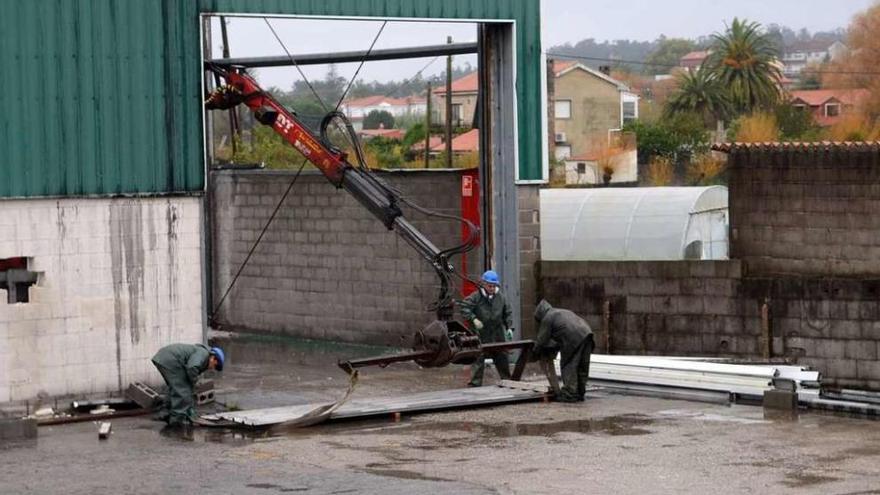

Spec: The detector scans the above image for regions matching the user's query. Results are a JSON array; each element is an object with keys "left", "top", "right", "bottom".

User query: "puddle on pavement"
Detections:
[
  {"left": 245, "top": 482, "right": 309, "bottom": 492},
  {"left": 762, "top": 410, "right": 800, "bottom": 422},
  {"left": 843, "top": 446, "right": 880, "bottom": 457},
  {"left": 656, "top": 409, "right": 768, "bottom": 425},
  {"left": 385, "top": 414, "right": 656, "bottom": 438},
  {"left": 361, "top": 468, "right": 453, "bottom": 482},
  {"left": 781, "top": 471, "right": 840, "bottom": 488},
  {"left": 158, "top": 425, "right": 274, "bottom": 446},
  {"left": 0, "top": 439, "right": 37, "bottom": 451}
]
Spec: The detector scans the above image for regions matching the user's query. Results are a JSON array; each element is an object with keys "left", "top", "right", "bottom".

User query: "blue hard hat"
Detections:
[
  {"left": 210, "top": 347, "right": 225, "bottom": 371},
  {"left": 481, "top": 270, "right": 500, "bottom": 285}
]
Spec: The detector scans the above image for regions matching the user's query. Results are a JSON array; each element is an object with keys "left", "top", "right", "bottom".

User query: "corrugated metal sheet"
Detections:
[
  {"left": 1, "top": 0, "right": 543, "bottom": 198},
  {"left": 0, "top": 0, "right": 203, "bottom": 197}
]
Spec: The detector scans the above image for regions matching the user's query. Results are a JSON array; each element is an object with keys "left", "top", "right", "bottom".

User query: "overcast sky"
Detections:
[{"left": 211, "top": 0, "right": 875, "bottom": 91}]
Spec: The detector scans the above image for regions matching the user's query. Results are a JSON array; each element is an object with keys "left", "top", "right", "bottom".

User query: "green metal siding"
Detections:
[
  {"left": 1, "top": 0, "right": 543, "bottom": 198},
  {"left": 1, "top": 0, "right": 203, "bottom": 198}
]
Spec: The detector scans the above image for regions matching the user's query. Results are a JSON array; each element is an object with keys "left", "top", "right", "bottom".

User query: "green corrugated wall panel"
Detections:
[
  {"left": 0, "top": 0, "right": 204, "bottom": 198},
  {"left": 1, "top": 0, "right": 542, "bottom": 198}
]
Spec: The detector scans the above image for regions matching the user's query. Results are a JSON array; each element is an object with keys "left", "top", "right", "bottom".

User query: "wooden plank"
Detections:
[{"left": 203, "top": 384, "right": 549, "bottom": 427}]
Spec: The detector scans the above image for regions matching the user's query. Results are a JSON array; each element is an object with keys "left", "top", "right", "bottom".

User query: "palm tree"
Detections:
[
  {"left": 665, "top": 69, "right": 734, "bottom": 125},
  {"left": 704, "top": 18, "right": 783, "bottom": 113}
]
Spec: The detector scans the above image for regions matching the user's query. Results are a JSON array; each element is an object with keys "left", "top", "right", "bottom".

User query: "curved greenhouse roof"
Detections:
[{"left": 540, "top": 186, "right": 728, "bottom": 261}]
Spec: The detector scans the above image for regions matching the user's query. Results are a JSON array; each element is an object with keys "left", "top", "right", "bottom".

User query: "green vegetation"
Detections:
[
  {"left": 704, "top": 18, "right": 783, "bottom": 113},
  {"left": 363, "top": 110, "right": 395, "bottom": 130},
  {"left": 664, "top": 69, "right": 733, "bottom": 125},
  {"left": 623, "top": 112, "right": 709, "bottom": 165},
  {"left": 643, "top": 37, "right": 697, "bottom": 75}
]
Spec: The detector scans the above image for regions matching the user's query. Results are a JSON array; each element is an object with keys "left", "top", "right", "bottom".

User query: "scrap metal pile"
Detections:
[{"left": 565, "top": 354, "right": 880, "bottom": 416}]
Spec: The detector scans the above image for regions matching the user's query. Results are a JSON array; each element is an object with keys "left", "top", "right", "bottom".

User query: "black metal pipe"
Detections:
[{"left": 206, "top": 42, "right": 478, "bottom": 69}]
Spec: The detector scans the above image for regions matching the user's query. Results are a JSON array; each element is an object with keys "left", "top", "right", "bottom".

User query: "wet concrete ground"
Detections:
[{"left": 3, "top": 333, "right": 880, "bottom": 494}]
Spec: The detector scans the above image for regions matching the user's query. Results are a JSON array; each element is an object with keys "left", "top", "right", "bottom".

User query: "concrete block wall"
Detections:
[
  {"left": 728, "top": 144, "right": 880, "bottom": 277},
  {"left": 211, "top": 169, "right": 483, "bottom": 347},
  {"left": 518, "top": 185, "right": 541, "bottom": 338},
  {"left": 0, "top": 197, "right": 204, "bottom": 404},
  {"left": 541, "top": 260, "right": 880, "bottom": 389}
]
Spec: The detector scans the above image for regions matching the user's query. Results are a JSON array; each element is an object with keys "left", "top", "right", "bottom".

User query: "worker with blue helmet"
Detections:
[
  {"left": 151, "top": 343, "right": 225, "bottom": 426},
  {"left": 459, "top": 269, "right": 514, "bottom": 386}
]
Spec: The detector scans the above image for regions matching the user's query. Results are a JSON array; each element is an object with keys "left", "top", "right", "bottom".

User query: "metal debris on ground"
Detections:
[
  {"left": 202, "top": 379, "right": 550, "bottom": 428},
  {"left": 97, "top": 422, "right": 112, "bottom": 440},
  {"left": 89, "top": 405, "right": 115, "bottom": 415},
  {"left": 553, "top": 354, "right": 821, "bottom": 401},
  {"left": 32, "top": 407, "right": 54, "bottom": 418}
]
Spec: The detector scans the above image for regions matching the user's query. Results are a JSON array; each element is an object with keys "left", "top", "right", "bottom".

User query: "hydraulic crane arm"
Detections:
[
  {"left": 204, "top": 65, "right": 474, "bottom": 320},
  {"left": 204, "top": 65, "right": 537, "bottom": 372}
]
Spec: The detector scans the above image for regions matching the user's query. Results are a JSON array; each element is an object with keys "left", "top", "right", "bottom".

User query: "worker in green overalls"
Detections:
[
  {"left": 534, "top": 299, "right": 594, "bottom": 402},
  {"left": 460, "top": 270, "right": 514, "bottom": 387},
  {"left": 151, "top": 343, "right": 224, "bottom": 426}
]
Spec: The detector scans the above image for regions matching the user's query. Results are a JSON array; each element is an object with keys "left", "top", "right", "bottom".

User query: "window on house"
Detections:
[
  {"left": 576, "top": 162, "right": 586, "bottom": 174},
  {"left": 622, "top": 101, "right": 637, "bottom": 123},
  {"left": 451, "top": 104, "right": 463, "bottom": 126},
  {"left": 555, "top": 99, "right": 572, "bottom": 119},
  {"left": 555, "top": 145, "right": 571, "bottom": 160},
  {"left": 793, "top": 104, "right": 807, "bottom": 112},
  {"left": 825, "top": 103, "right": 840, "bottom": 117}
]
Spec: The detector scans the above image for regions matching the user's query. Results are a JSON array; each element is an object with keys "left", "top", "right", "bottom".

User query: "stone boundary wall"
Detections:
[
  {"left": 727, "top": 143, "right": 880, "bottom": 277},
  {"left": 541, "top": 260, "right": 880, "bottom": 389}
]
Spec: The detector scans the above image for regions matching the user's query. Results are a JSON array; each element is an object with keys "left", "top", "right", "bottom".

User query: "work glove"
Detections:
[
  {"left": 472, "top": 318, "right": 484, "bottom": 330},
  {"left": 505, "top": 329, "right": 514, "bottom": 341}
]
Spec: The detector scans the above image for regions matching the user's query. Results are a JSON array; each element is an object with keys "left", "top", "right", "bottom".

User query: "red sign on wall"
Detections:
[
  {"left": 462, "top": 175, "right": 474, "bottom": 197},
  {"left": 461, "top": 169, "right": 481, "bottom": 297}
]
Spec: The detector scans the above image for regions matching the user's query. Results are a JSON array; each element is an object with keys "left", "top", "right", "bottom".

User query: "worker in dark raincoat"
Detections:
[
  {"left": 151, "top": 343, "right": 225, "bottom": 425},
  {"left": 533, "top": 299, "right": 593, "bottom": 402},
  {"left": 460, "top": 270, "right": 514, "bottom": 387}
]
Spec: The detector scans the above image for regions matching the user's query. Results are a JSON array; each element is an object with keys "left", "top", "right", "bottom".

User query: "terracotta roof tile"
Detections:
[
  {"left": 712, "top": 141, "right": 880, "bottom": 153},
  {"left": 429, "top": 129, "right": 479, "bottom": 152},
  {"left": 789, "top": 88, "right": 870, "bottom": 107},
  {"left": 433, "top": 72, "right": 479, "bottom": 95}
]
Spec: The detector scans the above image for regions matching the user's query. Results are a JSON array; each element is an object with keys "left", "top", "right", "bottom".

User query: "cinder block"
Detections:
[
  {"left": 856, "top": 359, "right": 880, "bottom": 380},
  {"left": 826, "top": 358, "right": 858, "bottom": 379},
  {"left": 651, "top": 296, "right": 677, "bottom": 314},
  {"left": 815, "top": 339, "right": 846, "bottom": 359},
  {"left": 676, "top": 296, "right": 705, "bottom": 315},
  {"left": 625, "top": 278, "right": 654, "bottom": 295},
  {"left": 626, "top": 296, "right": 652, "bottom": 314},
  {"left": 125, "top": 382, "right": 160, "bottom": 409},
  {"left": 831, "top": 320, "right": 862, "bottom": 340},
  {"left": 763, "top": 389, "right": 797, "bottom": 411},
  {"left": 679, "top": 278, "right": 704, "bottom": 295},
  {"left": 845, "top": 340, "right": 878, "bottom": 361},
  {"left": 703, "top": 296, "right": 737, "bottom": 316},
  {"left": 0, "top": 418, "right": 37, "bottom": 442},
  {"left": 688, "top": 262, "right": 716, "bottom": 278}
]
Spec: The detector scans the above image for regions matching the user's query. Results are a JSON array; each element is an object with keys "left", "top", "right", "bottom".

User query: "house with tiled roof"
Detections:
[
  {"left": 781, "top": 40, "right": 848, "bottom": 78},
  {"left": 789, "top": 88, "right": 869, "bottom": 126},
  {"left": 340, "top": 95, "right": 426, "bottom": 130},
  {"left": 549, "top": 60, "right": 639, "bottom": 185},
  {"left": 680, "top": 50, "right": 710, "bottom": 71},
  {"left": 432, "top": 72, "right": 479, "bottom": 128},
  {"left": 431, "top": 129, "right": 479, "bottom": 154}
]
